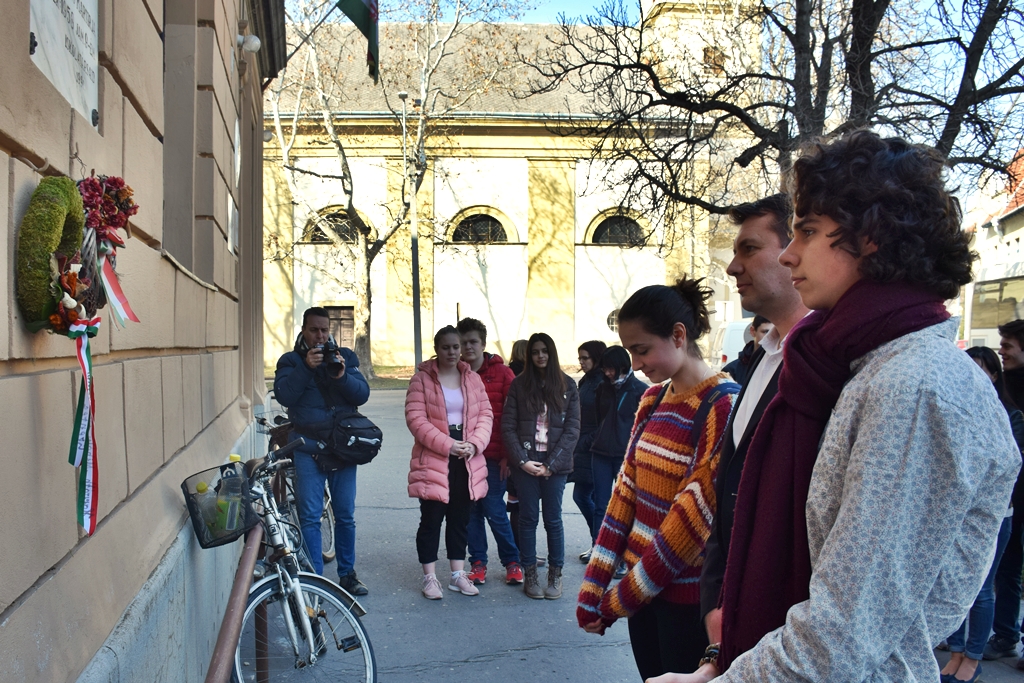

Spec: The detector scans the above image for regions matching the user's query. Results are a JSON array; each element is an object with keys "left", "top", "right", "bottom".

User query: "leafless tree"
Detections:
[
  {"left": 522, "top": 0, "right": 1024, "bottom": 223},
  {"left": 266, "top": 0, "right": 524, "bottom": 373}
]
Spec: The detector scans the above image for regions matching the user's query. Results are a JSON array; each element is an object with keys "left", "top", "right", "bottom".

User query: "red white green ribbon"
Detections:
[
  {"left": 98, "top": 252, "right": 139, "bottom": 327},
  {"left": 68, "top": 317, "right": 101, "bottom": 535}
]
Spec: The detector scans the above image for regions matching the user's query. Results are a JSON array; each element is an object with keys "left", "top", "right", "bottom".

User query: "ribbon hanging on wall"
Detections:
[{"left": 68, "top": 317, "right": 102, "bottom": 535}]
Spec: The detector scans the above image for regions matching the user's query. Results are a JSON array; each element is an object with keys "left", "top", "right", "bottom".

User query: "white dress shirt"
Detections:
[{"left": 731, "top": 325, "right": 785, "bottom": 446}]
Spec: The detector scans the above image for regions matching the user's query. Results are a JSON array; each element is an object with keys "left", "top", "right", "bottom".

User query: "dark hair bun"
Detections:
[{"left": 670, "top": 277, "right": 713, "bottom": 337}]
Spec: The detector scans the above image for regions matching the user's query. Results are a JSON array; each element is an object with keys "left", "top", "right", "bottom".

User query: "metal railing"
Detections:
[{"left": 204, "top": 525, "right": 264, "bottom": 683}]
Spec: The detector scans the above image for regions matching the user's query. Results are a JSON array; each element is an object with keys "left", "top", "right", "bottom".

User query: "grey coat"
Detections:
[
  {"left": 501, "top": 373, "right": 581, "bottom": 474},
  {"left": 718, "top": 320, "right": 1021, "bottom": 683}
]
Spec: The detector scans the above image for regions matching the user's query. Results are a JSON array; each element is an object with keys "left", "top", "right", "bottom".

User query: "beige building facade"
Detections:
[
  {"left": 0, "top": 1, "right": 282, "bottom": 681},
  {"left": 260, "top": 8, "right": 760, "bottom": 372}
]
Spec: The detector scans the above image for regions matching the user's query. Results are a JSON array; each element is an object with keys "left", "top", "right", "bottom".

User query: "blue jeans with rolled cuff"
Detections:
[
  {"left": 948, "top": 515, "right": 1013, "bottom": 659},
  {"left": 467, "top": 459, "right": 520, "bottom": 566},
  {"left": 510, "top": 466, "right": 567, "bottom": 568},
  {"left": 292, "top": 450, "right": 358, "bottom": 578}
]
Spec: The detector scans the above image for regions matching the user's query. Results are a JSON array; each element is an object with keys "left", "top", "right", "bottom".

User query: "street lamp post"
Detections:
[{"left": 397, "top": 92, "right": 423, "bottom": 366}]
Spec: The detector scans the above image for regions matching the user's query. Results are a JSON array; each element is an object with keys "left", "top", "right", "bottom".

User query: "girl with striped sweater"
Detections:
[{"left": 576, "top": 277, "right": 738, "bottom": 681}]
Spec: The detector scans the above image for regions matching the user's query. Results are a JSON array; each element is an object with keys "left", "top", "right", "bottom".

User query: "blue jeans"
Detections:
[
  {"left": 293, "top": 451, "right": 357, "bottom": 578},
  {"left": 511, "top": 468, "right": 567, "bottom": 568},
  {"left": 992, "top": 515, "right": 1024, "bottom": 642},
  {"left": 467, "top": 460, "right": 520, "bottom": 566},
  {"left": 592, "top": 454, "right": 624, "bottom": 533},
  {"left": 572, "top": 479, "right": 598, "bottom": 542},
  {"left": 948, "top": 516, "right": 1013, "bottom": 659}
]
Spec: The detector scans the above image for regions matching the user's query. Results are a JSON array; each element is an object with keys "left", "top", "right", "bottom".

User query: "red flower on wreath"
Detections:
[{"left": 77, "top": 174, "right": 137, "bottom": 248}]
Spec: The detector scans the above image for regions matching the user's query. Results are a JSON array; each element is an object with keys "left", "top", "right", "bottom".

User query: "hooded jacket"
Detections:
[
  {"left": 473, "top": 353, "right": 516, "bottom": 462},
  {"left": 501, "top": 372, "right": 581, "bottom": 474},
  {"left": 405, "top": 359, "right": 490, "bottom": 503}
]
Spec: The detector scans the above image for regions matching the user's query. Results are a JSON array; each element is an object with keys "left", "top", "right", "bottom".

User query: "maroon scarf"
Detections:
[{"left": 717, "top": 280, "right": 949, "bottom": 671}]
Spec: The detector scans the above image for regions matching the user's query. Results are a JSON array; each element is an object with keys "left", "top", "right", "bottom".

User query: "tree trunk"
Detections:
[{"left": 352, "top": 241, "right": 375, "bottom": 379}]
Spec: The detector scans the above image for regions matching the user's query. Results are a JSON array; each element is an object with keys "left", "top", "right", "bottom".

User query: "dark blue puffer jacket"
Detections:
[{"left": 274, "top": 347, "right": 370, "bottom": 454}]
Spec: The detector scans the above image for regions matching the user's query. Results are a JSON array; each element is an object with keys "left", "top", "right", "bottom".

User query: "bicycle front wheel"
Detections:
[{"left": 234, "top": 574, "right": 376, "bottom": 682}]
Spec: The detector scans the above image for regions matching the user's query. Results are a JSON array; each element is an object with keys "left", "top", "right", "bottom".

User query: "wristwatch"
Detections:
[{"left": 699, "top": 642, "right": 720, "bottom": 668}]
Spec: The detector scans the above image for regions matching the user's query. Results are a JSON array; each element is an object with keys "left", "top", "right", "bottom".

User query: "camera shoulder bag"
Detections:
[{"left": 304, "top": 374, "right": 384, "bottom": 470}]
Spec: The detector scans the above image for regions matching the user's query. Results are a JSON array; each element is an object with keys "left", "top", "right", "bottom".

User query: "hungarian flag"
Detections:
[{"left": 336, "top": 0, "right": 379, "bottom": 83}]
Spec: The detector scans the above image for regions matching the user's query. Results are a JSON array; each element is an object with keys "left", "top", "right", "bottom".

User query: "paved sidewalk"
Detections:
[{"left": 327, "top": 389, "right": 638, "bottom": 682}]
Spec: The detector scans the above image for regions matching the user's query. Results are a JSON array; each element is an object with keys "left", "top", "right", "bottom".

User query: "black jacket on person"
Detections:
[
  {"left": 569, "top": 369, "right": 604, "bottom": 484},
  {"left": 722, "top": 341, "right": 757, "bottom": 386},
  {"left": 590, "top": 373, "right": 648, "bottom": 462},
  {"left": 699, "top": 346, "right": 782, "bottom": 620},
  {"left": 501, "top": 373, "right": 581, "bottom": 474}
]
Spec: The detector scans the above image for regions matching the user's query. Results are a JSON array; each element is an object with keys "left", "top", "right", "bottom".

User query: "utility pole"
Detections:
[{"left": 398, "top": 92, "right": 423, "bottom": 366}]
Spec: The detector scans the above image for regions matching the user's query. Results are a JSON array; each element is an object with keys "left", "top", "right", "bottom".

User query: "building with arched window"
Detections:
[{"left": 263, "top": 8, "right": 735, "bottom": 370}]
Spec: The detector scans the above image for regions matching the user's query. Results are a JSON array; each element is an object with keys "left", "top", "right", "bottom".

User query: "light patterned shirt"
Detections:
[{"left": 719, "top": 320, "right": 1021, "bottom": 682}]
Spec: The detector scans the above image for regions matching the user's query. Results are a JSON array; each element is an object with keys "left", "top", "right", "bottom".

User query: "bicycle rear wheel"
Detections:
[
  {"left": 234, "top": 574, "right": 375, "bottom": 682},
  {"left": 320, "top": 489, "right": 336, "bottom": 564}
]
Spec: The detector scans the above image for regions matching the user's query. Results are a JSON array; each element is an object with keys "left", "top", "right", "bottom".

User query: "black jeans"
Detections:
[
  {"left": 627, "top": 599, "right": 708, "bottom": 681},
  {"left": 415, "top": 428, "right": 472, "bottom": 565}
]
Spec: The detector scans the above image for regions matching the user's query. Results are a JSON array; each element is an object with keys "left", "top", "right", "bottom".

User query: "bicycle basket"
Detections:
[{"left": 180, "top": 462, "right": 260, "bottom": 549}]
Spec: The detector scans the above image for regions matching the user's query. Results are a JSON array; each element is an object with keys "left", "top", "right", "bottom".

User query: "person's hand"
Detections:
[
  {"left": 328, "top": 352, "right": 346, "bottom": 379},
  {"left": 704, "top": 607, "right": 722, "bottom": 644},
  {"left": 583, "top": 619, "right": 606, "bottom": 635},
  {"left": 456, "top": 442, "right": 476, "bottom": 459},
  {"left": 499, "top": 459, "right": 510, "bottom": 480},
  {"left": 449, "top": 442, "right": 464, "bottom": 457},
  {"left": 541, "top": 463, "right": 552, "bottom": 478},
  {"left": 521, "top": 461, "right": 545, "bottom": 477},
  {"left": 645, "top": 663, "right": 719, "bottom": 683},
  {"left": 305, "top": 346, "right": 324, "bottom": 370}
]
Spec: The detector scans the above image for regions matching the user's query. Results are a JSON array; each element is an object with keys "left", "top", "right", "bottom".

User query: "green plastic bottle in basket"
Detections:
[
  {"left": 195, "top": 481, "right": 218, "bottom": 532},
  {"left": 215, "top": 455, "right": 244, "bottom": 532}
]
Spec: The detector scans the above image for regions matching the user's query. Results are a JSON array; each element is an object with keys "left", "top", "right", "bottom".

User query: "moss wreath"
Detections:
[{"left": 15, "top": 176, "right": 85, "bottom": 331}]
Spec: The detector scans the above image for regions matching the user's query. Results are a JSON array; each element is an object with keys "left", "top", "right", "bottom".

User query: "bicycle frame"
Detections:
[{"left": 252, "top": 469, "right": 321, "bottom": 667}]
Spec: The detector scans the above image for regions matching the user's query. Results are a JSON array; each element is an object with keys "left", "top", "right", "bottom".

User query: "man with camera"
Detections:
[{"left": 274, "top": 307, "right": 371, "bottom": 595}]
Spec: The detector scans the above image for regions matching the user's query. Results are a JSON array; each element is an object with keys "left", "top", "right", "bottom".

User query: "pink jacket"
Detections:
[{"left": 405, "top": 359, "right": 491, "bottom": 502}]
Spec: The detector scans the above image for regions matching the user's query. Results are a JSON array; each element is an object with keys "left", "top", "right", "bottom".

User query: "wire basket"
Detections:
[{"left": 180, "top": 462, "right": 260, "bottom": 549}]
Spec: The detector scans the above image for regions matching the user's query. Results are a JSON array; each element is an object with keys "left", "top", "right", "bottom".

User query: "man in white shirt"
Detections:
[{"left": 699, "top": 194, "right": 809, "bottom": 644}]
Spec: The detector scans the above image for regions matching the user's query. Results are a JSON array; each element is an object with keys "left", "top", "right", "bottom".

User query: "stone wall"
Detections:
[{"left": 0, "top": 1, "right": 270, "bottom": 681}]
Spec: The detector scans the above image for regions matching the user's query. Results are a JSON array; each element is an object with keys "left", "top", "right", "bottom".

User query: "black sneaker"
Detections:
[
  {"left": 983, "top": 635, "right": 1019, "bottom": 660},
  {"left": 338, "top": 572, "right": 368, "bottom": 596}
]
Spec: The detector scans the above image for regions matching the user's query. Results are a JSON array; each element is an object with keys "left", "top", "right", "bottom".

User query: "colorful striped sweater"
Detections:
[{"left": 576, "top": 374, "right": 736, "bottom": 627}]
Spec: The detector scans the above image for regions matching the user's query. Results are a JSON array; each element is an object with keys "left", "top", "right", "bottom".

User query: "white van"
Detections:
[{"left": 711, "top": 320, "right": 753, "bottom": 368}]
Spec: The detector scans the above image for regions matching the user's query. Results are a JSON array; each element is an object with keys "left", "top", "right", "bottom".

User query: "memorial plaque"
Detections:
[{"left": 29, "top": 0, "right": 99, "bottom": 126}]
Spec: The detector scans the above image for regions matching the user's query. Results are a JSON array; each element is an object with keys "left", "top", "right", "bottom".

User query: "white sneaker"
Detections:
[
  {"left": 448, "top": 570, "right": 480, "bottom": 596},
  {"left": 422, "top": 573, "right": 443, "bottom": 600}
]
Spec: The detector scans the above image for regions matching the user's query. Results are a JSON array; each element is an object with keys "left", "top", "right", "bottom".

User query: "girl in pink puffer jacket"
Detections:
[{"left": 406, "top": 326, "right": 491, "bottom": 600}]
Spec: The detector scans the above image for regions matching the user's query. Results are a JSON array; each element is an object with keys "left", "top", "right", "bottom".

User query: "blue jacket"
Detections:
[{"left": 274, "top": 347, "right": 370, "bottom": 453}]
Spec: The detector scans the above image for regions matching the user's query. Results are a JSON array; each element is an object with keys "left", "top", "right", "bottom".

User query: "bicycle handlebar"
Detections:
[{"left": 244, "top": 437, "right": 307, "bottom": 481}]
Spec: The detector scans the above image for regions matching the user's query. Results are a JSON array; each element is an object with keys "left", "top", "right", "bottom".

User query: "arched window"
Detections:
[
  {"left": 452, "top": 214, "right": 508, "bottom": 244},
  {"left": 303, "top": 211, "right": 359, "bottom": 244},
  {"left": 592, "top": 215, "right": 644, "bottom": 245}
]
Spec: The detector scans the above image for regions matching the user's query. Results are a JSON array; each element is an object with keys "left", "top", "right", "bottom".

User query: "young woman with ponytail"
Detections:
[{"left": 576, "top": 277, "right": 738, "bottom": 681}]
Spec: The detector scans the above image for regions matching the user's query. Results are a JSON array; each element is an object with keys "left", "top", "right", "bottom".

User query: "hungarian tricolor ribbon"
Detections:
[
  {"left": 98, "top": 251, "right": 139, "bottom": 327},
  {"left": 68, "top": 317, "right": 102, "bottom": 535}
]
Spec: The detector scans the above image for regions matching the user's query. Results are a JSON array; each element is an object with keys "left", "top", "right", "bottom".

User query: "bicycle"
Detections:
[
  {"left": 235, "top": 436, "right": 376, "bottom": 682},
  {"left": 258, "top": 413, "right": 336, "bottom": 568}
]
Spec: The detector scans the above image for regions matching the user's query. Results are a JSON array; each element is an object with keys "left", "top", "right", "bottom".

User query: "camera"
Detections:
[{"left": 320, "top": 340, "right": 344, "bottom": 374}]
